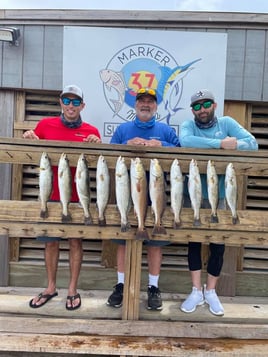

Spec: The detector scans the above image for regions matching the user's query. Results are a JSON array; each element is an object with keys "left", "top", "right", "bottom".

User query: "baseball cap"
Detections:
[
  {"left": 60, "top": 84, "right": 83, "bottom": 100},
  {"left": 136, "top": 88, "right": 157, "bottom": 102},
  {"left": 190, "top": 89, "right": 215, "bottom": 106}
]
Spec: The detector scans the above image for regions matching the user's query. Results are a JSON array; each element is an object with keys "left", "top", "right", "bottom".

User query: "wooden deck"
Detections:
[
  {"left": 1, "top": 139, "right": 268, "bottom": 355},
  {"left": 0, "top": 287, "right": 268, "bottom": 356}
]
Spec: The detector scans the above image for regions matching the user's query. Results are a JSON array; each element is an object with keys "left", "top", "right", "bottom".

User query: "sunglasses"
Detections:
[
  {"left": 61, "top": 97, "right": 82, "bottom": 107},
  {"left": 137, "top": 88, "right": 156, "bottom": 96},
  {"left": 192, "top": 100, "right": 213, "bottom": 111}
]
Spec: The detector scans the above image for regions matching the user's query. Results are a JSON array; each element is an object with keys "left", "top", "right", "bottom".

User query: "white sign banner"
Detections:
[{"left": 63, "top": 27, "right": 227, "bottom": 143}]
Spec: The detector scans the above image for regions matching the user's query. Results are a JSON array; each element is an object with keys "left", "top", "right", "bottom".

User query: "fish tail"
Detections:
[
  {"left": 98, "top": 217, "right": 106, "bottom": 226},
  {"left": 84, "top": 214, "right": 93, "bottom": 226},
  {"left": 40, "top": 208, "right": 48, "bottom": 219},
  {"left": 136, "top": 228, "right": 149, "bottom": 240},
  {"left": 173, "top": 220, "right": 181, "bottom": 229},
  {"left": 193, "top": 218, "right": 201, "bottom": 226},
  {"left": 152, "top": 225, "right": 167, "bottom": 235},
  {"left": 62, "top": 213, "right": 72, "bottom": 223},
  {"left": 232, "top": 215, "right": 239, "bottom": 225},
  {"left": 210, "top": 214, "right": 219, "bottom": 223},
  {"left": 121, "top": 222, "right": 131, "bottom": 232}
]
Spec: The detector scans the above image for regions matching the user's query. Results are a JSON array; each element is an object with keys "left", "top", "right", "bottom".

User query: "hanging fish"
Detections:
[
  {"left": 96, "top": 155, "right": 110, "bottom": 226},
  {"left": 207, "top": 160, "right": 219, "bottom": 223},
  {"left": 149, "top": 158, "right": 166, "bottom": 235},
  {"left": 39, "top": 152, "right": 53, "bottom": 218},
  {"left": 58, "top": 153, "right": 72, "bottom": 223},
  {"left": 115, "top": 156, "right": 131, "bottom": 232},
  {"left": 130, "top": 157, "right": 149, "bottom": 240},
  {"left": 188, "top": 159, "right": 202, "bottom": 226},
  {"left": 170, "top": 158, "right": 184, "bottom": 228},
  {"left": 225, "top": 163, "right": 239, "bottom": 224},
  {"left": 75, "top": 153, "right": 92, "bottom": 225}
]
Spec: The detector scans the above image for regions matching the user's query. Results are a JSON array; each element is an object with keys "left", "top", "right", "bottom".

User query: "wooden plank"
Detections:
[
  {"left": 1, "top": 333, "right": 268, "bottom": 356},
  {"left": 0, "top": 315, "right": 268, "bottom": 339},
  {"left": 0, "top": 137, "right": 268, "bottom": 173},
  {"left": 0, "top": 202, "right": 268, "bottom": 248},
  {"left": 217, "top": 246, "right": 239, "bottom": 296}
]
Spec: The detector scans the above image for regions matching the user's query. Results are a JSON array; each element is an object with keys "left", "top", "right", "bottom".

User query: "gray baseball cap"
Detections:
[
  {"left": 60, "top": 84, "right": 83, "bottom": 100},
  {"left": 190, "top": 89, "right": 215, "bottom": 106}
]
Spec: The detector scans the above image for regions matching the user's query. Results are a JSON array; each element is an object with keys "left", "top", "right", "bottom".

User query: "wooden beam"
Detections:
[{"left": 0, "top": 332, "right": 267, "bottom": 356}]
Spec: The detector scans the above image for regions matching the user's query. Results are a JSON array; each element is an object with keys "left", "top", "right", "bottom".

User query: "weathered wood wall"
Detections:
[{"left": 0, "top": 10, "right": 268, "bottom": 101}]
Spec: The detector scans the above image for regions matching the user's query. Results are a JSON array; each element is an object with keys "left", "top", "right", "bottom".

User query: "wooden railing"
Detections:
[{"left": 0, "top": 137, "right": 268, "bottom": 320}]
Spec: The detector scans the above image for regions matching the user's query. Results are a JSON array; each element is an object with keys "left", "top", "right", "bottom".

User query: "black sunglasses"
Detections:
[
  {"left": 192, "top": 100, "right": 213, "bottom": 111},
  {"left": 61, "top": 97, "right": 82, "bottom": 107}
]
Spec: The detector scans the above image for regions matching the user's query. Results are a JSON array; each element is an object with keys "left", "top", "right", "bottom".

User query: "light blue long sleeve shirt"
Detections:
[{"left": 180, "top": 116, "right": 258, "bottom": 198}]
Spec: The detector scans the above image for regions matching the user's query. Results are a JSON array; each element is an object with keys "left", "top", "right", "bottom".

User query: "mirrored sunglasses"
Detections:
[
  {"left": 192, "top": 100, "right": 213, "bottom": 111},
  {"left": 61, "top": 97, "right": 82, "bottom": 107}
]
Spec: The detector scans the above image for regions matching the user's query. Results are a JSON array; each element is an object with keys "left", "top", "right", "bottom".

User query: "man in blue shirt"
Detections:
[
  {"left": 107, "top": 88, "right": 180, "bottom": 311},
  {"left": 179, "top": 89, "right": 258, "bottom": 316}
]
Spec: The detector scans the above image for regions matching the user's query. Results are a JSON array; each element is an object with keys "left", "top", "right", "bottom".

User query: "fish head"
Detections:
[
  {"left": 131, "top": 158, "right": 145, "bottom": 179},
  {"left": 59, "top": 152, "right": 69, "bottom": 164},
  {"left": 40, "top": 152, "right": 51, "bottom": 170},
  {"left": 99, "top": 69, "right": 112, "bottom": 84},
  {"left": 150, "top": 158, "right": 163, "bottom": 178}
]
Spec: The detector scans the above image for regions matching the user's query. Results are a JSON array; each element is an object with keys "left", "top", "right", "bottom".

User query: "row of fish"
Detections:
[
  {"left": 39, "top": 152, "right": 110, "bottom": 225},
  {"left": 188, "top": 159, "right": 238, "bottom": 226},
  {"left": 39, "top": 153, "right": 238, "bottom": 235}
]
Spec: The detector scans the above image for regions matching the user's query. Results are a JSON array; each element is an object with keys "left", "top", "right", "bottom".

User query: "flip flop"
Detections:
[
  {"left": 29, "top": 292, "right": 58, "bottom": 308},
  {"left": 66, "top": 293, "right": 81, "bottom": 311}
]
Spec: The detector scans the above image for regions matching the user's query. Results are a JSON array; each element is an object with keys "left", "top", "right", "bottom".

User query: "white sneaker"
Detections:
[
  {"left": 204, "top": 285, "right": 224, "bottom": 316},
  {"left": 180, "top": 287, "right": 205, "bottom": 313}
]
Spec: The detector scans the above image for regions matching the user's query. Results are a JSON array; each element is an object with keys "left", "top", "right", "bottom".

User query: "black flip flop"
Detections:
[
  {"left": 66, "top": 293, "right": 81, "bottom": 311},
  {"left": 29, "top": 292, "right": 58, "bottom": 308}
]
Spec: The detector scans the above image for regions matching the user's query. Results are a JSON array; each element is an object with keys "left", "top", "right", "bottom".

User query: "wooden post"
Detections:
[{"left": 122, "top": 239, "right": 143, "bottom": 320}]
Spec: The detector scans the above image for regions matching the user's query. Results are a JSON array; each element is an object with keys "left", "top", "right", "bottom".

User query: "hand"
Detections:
[
  {"left": 220, "top": 137, "right": 237, "bottom": 149},
  {"left": 144, "top": 139, "right": 162, "bottom": 147},
  {"left": 83, "top": 134, "right": 102, "bottom": 143},
  {"left": 127, "top": 137, "right": 146, "bottom": 145},
  {"left": 22, "top": 130, "right": 39, "bottom": 140}
]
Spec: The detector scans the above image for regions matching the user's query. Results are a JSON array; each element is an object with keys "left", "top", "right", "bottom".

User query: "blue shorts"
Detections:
[
  {"left": 36, "top": 236, "right": 61, "bottom": 242},
  {"left": 112, "top": 239, "right": 170, "bottom": 247}
]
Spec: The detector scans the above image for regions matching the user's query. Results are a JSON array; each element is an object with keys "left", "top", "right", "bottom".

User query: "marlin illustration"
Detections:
[
  {"left": 100, "top": 69, "right": 126, "bottom": 116},
  {"left": 158, "top": 58, "right": 201, "bottom": 124}
]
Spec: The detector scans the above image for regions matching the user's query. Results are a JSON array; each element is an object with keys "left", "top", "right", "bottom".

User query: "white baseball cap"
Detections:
[{"left": 60, "top": 84, "right": 83, "bottom": 100}]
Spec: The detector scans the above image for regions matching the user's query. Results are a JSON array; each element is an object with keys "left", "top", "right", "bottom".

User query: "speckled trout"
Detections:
[
  {"left": 58, "top": 153, "right": 72, "bottom": 222},
  {"left": 75, "top": 153, "right": 92, "bottom": 225},
  {"left": 96, "top": 155, "right": 110, "bottom": 226},
  {"left": 149, "top": 158, "right": 167, "bottom": 235},
  {"left": 170, "top": 158, "right": 184, "bottom": 228},
  {"left": 39, "top": 152, "right": 53, "bottom": 218},
  {"left": 188, "top": 159, "right": 202, "bottom": 226},
  {"left": 115, "top": 156, "right": 131, "bottom": 232},
  {"left": 225, "top": 162, "right": 239, "bottom": 224},
  {"left": 207, "top": 160, "right": 219, "bottom": 223},
  {"left": 130, "top": 157, "right": 149, "bottom": 240}
]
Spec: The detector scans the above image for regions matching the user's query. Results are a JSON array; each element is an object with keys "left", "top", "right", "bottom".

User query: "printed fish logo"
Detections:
[
  {"left": 158, "top": 58, "right": 201, "bottom": 124},
  {"left": 100, "top": 69, "right": 126, "bottom": 116}
]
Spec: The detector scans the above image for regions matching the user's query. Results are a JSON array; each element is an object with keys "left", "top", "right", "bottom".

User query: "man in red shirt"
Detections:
[{"left": 23, "top": 84, "right": 101, "bottom": 310}]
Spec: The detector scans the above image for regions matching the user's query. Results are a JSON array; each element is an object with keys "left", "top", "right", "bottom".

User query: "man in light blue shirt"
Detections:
[{"left": 179, "top": 89, "right": 258, "bottom": 316}]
